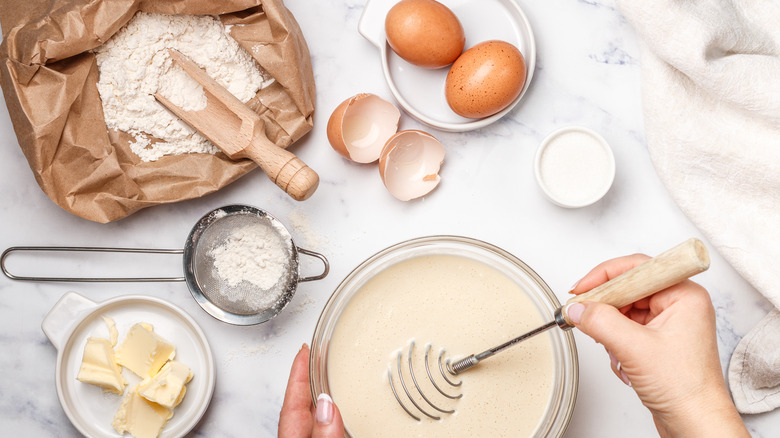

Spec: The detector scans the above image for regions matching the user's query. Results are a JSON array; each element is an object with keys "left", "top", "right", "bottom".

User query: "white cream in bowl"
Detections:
[
  {"left": 327, "top": 254, "right": 555, "bottom": 436},
  {"left": 310, "top": 237, "right": 578, "bottom": 437},
  {"left": 534, "top": 126, "right": 615, "bottom": 208}
]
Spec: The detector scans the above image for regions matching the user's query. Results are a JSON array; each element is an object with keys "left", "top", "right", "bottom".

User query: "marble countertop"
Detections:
[{"left": 0, "top": 0, "right": 776, "bottom": 436}]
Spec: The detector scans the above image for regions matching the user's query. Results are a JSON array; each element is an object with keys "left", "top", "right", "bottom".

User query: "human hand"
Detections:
[
  {"left": 278, "top": 344, "right": 345, "bottom": 438},
  {"left": 568, "top": 253, "right": 748, "bottom": 438}
]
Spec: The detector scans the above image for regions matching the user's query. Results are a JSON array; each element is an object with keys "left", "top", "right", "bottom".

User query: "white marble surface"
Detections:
[{"left": 0, "top": 0, "right": 777, "bottom": 436}]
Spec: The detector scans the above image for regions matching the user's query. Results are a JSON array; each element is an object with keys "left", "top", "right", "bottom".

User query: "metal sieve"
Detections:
[{"left": 1, "top": 204, "right": 329, "bottom": 325}]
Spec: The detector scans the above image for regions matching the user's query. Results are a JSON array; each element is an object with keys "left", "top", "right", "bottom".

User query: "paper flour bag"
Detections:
[{"left": 0, "top": 0, "right": 316, "bottom": 222}]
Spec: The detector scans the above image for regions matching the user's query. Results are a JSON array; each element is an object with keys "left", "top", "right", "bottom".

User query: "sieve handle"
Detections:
[
  {"left": 560, "top": 238, "right": 710, "bottom": 325},
  {"left": 297, "top": 248, "right": 329, "bottom": 282},
  {"left": 1, "top": 246, "right": 186, "bottom": 282}
]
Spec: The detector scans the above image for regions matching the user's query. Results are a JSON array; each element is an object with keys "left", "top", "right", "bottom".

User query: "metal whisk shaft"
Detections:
[
  {"left": 447, "top": 354, "right": 479, "bottom": 375},
  {"left": 447, "top": 319, "right": 559, "bottom": 375}
]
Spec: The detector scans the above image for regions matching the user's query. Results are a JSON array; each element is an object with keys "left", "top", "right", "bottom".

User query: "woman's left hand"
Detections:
[{"left": 278, "top": 344, "right": 345, "bottom": 438}]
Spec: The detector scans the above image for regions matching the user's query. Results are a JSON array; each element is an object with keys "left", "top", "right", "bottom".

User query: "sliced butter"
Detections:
[
  {"left": 76, "top": 337, "right": 126, "bottom": 394},
  {"left": 137, "top": 360, "right": 193, "bottom": 409},
  {"left": 116, "top": 323, "right": 175, "bottom": 378},
  {"left": 113, "top": 386, "right": 173, "bottom": 438}
]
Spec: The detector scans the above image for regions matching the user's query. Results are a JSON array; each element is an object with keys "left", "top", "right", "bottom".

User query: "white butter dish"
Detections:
[{"left": 42, "top": 292, "right": 215, "bottom": 438}]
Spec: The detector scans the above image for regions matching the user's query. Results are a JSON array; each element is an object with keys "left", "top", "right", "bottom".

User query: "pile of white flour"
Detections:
[
  {"left": 94, "top": 12, "right": 274, "bottom": 162},
  {"left": 210, "top": 223, "right": 289, "bottom": 311}
]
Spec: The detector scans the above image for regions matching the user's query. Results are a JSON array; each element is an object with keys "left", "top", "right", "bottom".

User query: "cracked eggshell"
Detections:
[
  {"left": 327, "top": 93, "right": 401, "bottom": 163},
  {"left": 379, "top": 130, "right": 445, "bottom": 201}
]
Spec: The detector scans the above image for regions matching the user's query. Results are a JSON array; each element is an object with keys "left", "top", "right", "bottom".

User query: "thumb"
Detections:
[
  {"left": 567, "top": 301, "right": 646, "bottom": 355},
  {"left": 312, "top": 393, "right": 345, "bottom": 438}
]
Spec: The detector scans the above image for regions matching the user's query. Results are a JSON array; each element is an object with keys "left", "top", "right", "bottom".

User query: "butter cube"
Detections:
[
  {"left": 116, "top": 323, "right": 175, "bottom": 378},
  {"left": 76, "top": 337, "right": 126, "bottom": 394},
  {"left": 137, "top": 361, "right": 193, "bottom": 409},
  {"left": 103, "top": 315, "right": 119, "bottom": 346},
  {"left": 113, "top": 387, "right": 173, "bottom": 438}
]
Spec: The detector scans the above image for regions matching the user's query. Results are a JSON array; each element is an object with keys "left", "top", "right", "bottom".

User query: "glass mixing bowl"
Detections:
[{"left": 310, "top": 235, "right": 578, "bottom": 437}]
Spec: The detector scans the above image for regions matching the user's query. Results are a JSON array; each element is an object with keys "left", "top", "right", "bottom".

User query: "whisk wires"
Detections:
[{"left": 387, "top": 341, "right": 463, "bottom": 421}]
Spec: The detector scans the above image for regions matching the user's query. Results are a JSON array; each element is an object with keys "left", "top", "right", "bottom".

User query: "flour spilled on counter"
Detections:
[
  {"left": 94, "top": 12, "right": 275, "bottom": 162},
  {"left": 289, "top": 293, "right": 316, "bottom": 315},
  {"left": 224, "top": 338, "right": 284, "bottom": 365},
  {"left": 287, "top": 210, "right": 330, "bottom": 251}
]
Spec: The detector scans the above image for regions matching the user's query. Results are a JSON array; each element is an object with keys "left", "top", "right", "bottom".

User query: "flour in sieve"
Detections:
[
  {"left": 94, "top": 12, "right": 275, "bottom": 162},
  {"left": 210, "top": 223, "right": 289, "bottom": 310}
]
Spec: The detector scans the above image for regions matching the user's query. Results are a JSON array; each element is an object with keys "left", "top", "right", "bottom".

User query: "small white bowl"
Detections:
[{"left": 534, "top": 126, "right": 615, "bottom": 208}]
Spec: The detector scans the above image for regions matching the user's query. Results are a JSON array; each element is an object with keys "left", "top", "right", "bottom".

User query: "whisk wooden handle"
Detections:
[{"left": 561, "top": 238, "right": 710, "bottom": 325}]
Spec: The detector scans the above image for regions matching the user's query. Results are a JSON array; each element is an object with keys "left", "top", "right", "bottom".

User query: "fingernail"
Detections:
[
  {"left": 617, "top": 362, "right": 632, "bottom": 387},
  {"left": 568, "top": 278, "right": 582, "bottom": 293},
  {"left": 316, "top": 393, "right": 334, "bottom": 425},
  {"left": 301, "top": 343, "right": 309, "bottom": 350},
  {"left": 566, "top": 302, "right": 585, "bottom": 325},
  {"left": 607, "top": 350, "right": 618, "bottom": 368},
  {"left": 620, "top": 370, "right": 632, "bottom": 386}
]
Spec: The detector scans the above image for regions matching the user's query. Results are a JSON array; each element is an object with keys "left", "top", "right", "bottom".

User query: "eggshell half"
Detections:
[
  {"left": 327, "top": 94, "right": 401, "bottom": 163},
  {"left": 379, "top": 130, "right": 445, "bottom": 201}
]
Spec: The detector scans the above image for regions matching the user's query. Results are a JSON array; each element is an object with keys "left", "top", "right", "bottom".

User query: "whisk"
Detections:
[
  {"left": 388, "top": 238, "right": 710, "bottom": 421},
  {"left": 387, "top": 341, "right": 463, "bottom": 421}
]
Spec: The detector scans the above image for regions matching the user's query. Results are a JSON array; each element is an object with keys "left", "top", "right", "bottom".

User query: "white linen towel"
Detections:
[{"left": 614, "top": 0, "right": 780, "bottom": 414}]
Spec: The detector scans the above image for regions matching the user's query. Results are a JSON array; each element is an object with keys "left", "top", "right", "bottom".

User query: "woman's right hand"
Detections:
[{"left": 567, "top": 254, "right": 749, "bottom": 438}]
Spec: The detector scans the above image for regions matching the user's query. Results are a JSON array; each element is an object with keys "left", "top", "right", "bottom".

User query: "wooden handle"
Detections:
[
  {"left": 562, "top": 238, "right": 710, "bottom": 325},
  {"left": 243, "top": 136, "right": 319, "bottom": 201},
  {"left": 160, "top": 49, "right": 319, "bottom": 201}
]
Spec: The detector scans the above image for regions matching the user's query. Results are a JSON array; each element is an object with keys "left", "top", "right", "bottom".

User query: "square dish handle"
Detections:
[
  {"left": 358, "top": 0, "right": 395, "bottom": 48},
  {"left": 42, "top": 291, "right": 96, "bottom": 351}
]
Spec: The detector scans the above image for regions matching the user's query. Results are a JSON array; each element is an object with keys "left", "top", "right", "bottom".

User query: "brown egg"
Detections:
[
  {"left": 445, "top": 40, "right": 527, "bottom": 119},
  {"left": 385, "top": 0, "right": 465, "bottom": 69}
]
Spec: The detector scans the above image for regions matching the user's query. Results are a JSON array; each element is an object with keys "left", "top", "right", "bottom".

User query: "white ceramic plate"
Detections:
[
  {"left": 358, "top": 0, "right": 536, "bottom": 132},
  {"left": 42, "top": 292, "right": 216, "bottom": 438}
]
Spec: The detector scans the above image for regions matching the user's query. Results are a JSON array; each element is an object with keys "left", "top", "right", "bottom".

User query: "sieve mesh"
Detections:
[{"left": 190, "top": 211, "right": 296, "bottom": 316}]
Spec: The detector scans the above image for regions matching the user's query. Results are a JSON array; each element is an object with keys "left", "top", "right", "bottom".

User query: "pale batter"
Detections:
[{"left": 327, "top": 254, "right": 555, "bottom": 437}]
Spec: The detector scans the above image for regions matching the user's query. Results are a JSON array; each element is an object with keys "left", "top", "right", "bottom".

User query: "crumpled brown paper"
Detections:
[{"left": 0, "top": 0, "right": 316, "bottom": 223}]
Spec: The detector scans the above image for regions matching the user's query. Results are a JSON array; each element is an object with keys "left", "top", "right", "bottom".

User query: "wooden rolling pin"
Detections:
[{"left": 155, "top": 49, "right": 319, "bottom": 201}]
